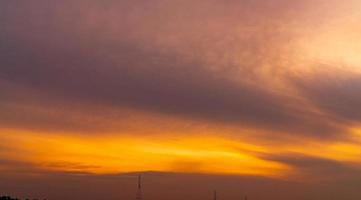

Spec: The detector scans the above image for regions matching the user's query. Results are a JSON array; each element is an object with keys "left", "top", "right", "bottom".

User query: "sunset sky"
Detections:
[{"left": 1, "top": 1, "right": 361, "bottom": 199}]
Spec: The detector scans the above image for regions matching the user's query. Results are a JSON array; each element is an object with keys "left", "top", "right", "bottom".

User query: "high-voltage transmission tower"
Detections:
[{"left": 136, "top": 175, "right": 142, "bottom": 200}]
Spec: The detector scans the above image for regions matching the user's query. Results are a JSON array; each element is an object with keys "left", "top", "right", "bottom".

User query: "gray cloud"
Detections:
[
  {"left": 0, "top": 1, "right": 352, "bottom": 141},
  {"left": 292, "top": 67, "right": 361, "bottom": 123},
  {"left": 1, "top": 2, "right": 361, "bottom": 199},
  {"left": 261, "top": 153, "right": 361, "bottom": 181},
  {"left": 0, "top": 0, "right": 350, "bottom": 139}
]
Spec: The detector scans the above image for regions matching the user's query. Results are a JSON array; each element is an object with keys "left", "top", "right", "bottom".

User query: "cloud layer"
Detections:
[{"left": 1, "top": 1, "right": 361, "bottom": 196}]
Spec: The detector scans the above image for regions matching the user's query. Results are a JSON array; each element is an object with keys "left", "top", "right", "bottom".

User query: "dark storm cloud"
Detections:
[{"left": 0, "top": 0, "right": 349, "bottom": 138}]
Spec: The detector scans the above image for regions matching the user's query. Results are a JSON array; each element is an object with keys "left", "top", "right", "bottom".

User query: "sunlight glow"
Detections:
[{"left": 0, "top": 130, "right": 289, "bottom": 177}]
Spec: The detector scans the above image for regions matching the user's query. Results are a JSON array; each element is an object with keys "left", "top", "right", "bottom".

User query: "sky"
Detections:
[{"left": 1, "top": 0, "right": 361, "bottom": 199}]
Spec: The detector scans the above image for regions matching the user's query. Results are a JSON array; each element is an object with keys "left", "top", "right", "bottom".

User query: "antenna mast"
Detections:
[{"left": 136, "top": 175, "right": 142, "bottom": 200}]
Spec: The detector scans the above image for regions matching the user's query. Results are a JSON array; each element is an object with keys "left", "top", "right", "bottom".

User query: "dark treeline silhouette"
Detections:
[
  {"left": 0, "top": 196, "right": 19, "bottom": 200},
  {"left": 0, "top": 196, "right": 46, "bottom": 200}
]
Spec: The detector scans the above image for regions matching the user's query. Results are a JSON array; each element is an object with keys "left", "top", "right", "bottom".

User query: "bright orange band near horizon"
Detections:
[
  {"left": 2, "top": 128, "right": 361, "bottom": 180},
  {"left": 0, "top": 129, "right": 289, "bottom": 177}
]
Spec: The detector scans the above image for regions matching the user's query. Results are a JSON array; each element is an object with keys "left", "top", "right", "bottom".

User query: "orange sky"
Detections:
[{"left": 1, "top": 0, "right": 361, "bottom": 199}]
